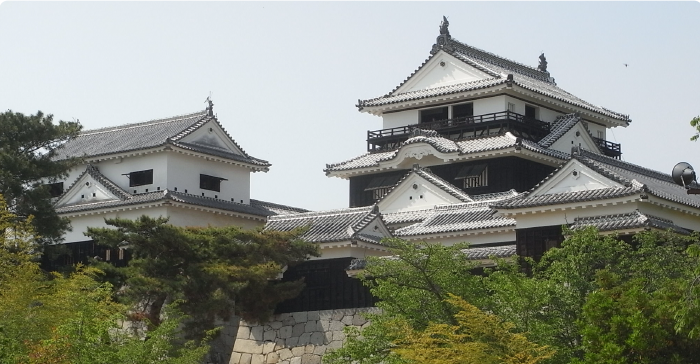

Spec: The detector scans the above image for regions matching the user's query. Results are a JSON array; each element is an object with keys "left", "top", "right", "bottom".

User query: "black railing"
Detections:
[
  {"left": 367, "top": 111, "right": 550, "bottom": 152},
  {"left": 592, "top": 137, "right": 622, "bottom": 159}
]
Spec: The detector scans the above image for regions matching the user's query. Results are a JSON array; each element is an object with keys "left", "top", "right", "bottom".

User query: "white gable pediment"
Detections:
[
  {"left": 549, "top": 124, "right": 601, "bottom": 156},
  {"left": 394, "top": 52, "right": 492, "bottom": 95},
  {"left": 355, "top": 215, "right": 392, "bottom": 240},
  {"left": 392, "top": 143, "right": 451, "bottom": 169},
  {"left": 379, "top": 173, "right": 465, "bottom": 214},
  {"left": 55, "top": 172, "right": 124, "bottom": 208},
  {"left": 178, "top": 120, "right": 245, "bottom": 155},
  {"left": 531, "top": 160, "right": 623, "bottom": 196}
]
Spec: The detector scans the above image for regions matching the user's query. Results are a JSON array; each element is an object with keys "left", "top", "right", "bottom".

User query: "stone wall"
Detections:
[{"left": 224, "top": 307, "right": 379, "bottom": 364}]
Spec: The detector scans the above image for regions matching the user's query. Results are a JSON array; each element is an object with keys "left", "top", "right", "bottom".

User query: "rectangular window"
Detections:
[
  {"left": 420, "top": 107, "right": 448, "bottom": 124},
  {"left": 129, "top": 169, "right": 153, "bottom": 187},
  {"left": 452, "top": 103, "right": 474, "bottom": 120},
  {"left": 364, "top": 174, "right": 403, "bottom": 201},
  {"left": 597, "top": 130, "right": 605, "bottom": 139},
  {"left": 525, "top": 105, "right": 537, "bottom": 119},
  {"left": 507, "top": 102, "right": 515, "bottom": 112},
  {"left": 200, "top": 174, "right": 227, "bottom": 192},
  {"left": 47, "top": 182, "right": 64, "bottom": 197},
  {"left": 455, "top": 164, "right": 488, "bottom": 189}
]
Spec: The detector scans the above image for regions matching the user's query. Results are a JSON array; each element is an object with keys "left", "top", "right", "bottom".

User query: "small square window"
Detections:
[
  {"left": 200, "top": 174, "right": 226, "bottom": 192},
  {"left": 128, "top": 169, "right": 153, "bottom": 187},
  {"left": 525, "top": 105, "right": 537, "bottom": 119},
  {"left": 47, "top": 182, "right": 64, "bottom": 197},
  {"left": 507, "top": 102, "right": 515, "bottom": 112}
]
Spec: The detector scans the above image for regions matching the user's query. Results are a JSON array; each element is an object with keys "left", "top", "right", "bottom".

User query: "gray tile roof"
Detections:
[
  {"left": 264, "top": 206, "right": 387, "bottom": 244},
  {"left": 395, "top": 202, "right": 516, "bottom": 237},
  {"left": 56, "top": 189, "right": 274, "bottom": 218},
  {"left": 382, "top": 209, "right": 434, "bottom": 225},
  {"left": 250, "top": 199, "right": 310, "bottom": 215},
  {"left": 55, "top": 109, "right": 269, "bottom": 167},
  {"left": 346, "top": 244, "right": 516, "bottom": 271},
  {"left": 358, "top": 36, "right": 630, "bottom": 123},
  {"left": 494, "top": 148, "right": 700, "bottom": 211},
  {"left": 325, "top": 132, "right": 568, "bottom": 173},
  {"left": 537, "top": 113, "right": 599, "bottom": 152},
  {"left": 571, "top": 210, "right": 690, "bottom": 235}
]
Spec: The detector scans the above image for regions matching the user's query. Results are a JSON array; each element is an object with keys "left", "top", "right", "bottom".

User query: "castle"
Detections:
[{"left": 48, "top": 18, "right": 700, "bottom": 364}]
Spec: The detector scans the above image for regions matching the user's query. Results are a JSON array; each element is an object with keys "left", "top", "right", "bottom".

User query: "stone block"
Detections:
[
  {"left": 237, "top": 326, "right": 251, "bottom": 340},
  {"left": 327, "top": 340, "right": 343, "bottom": 350},
  {"left": 251, "top": 326, "right": 264, "bottom": 340},
  {"left": 286, "top": 336, "right": 299, "bottom": 347},
  {"left": 329, "top": 321, "right": 345, "bottom": 331},
  {"left": 233, "top": 339, "right": 264, "bottom": 354},
  {"left": 282, "top": 316, "right": 296, "bottom": 326},
  {"left": 341, "top": 315, "right": 353, "bottom": 326},
  {"left": 280, "top": 361, "right": 289, "bottom": 364},
  {"left": 276, "top": 313, "right": 290, "bottom": 322},
  {"left": 309, "top": 332, "right": 325, "bottom": 346},
  {"left": 300, "top": 354, "right": 321, "bottom": 364},
  {"left": 264, "top": 330, "right": 277, "bottom": 341},
  {"left": 318, "top": 310, "right": 333, "bottom": 320},
  {"left": 313, "top": 346, "right": 326, "bottom": 355},
  {"left": 305, "top": 344, "right": 315, "bottom": 354},
  {"left": 290, "top": 358, "right": 301, "bottom": 364},
  {"left": 352, "top": 315, "right": 368, "bottom": 326},
  {"left": 240, "top": 353, "right": 252, "bottom": 364},
  {"left": 279, "top": 326, "right": 292, "bottom": 339},
  {"left": 318, "top": 319, "right": 331, "bottom": 331},
  {"left": 251, "top": 354, "right": 265, "bottom": 364},
  {"left": 324, "top": 331, "right": 333, "bottom": 344},
  {"left": 278, "top": 348, "right": 293, "bottom": 360},
  {"left": 263, "top": 341, "right": 276, "bottom": 354},
  {"left": 292, "top": 311, "right": 308, "bottom": 323},
  {"left": 304, "top": 320, "right": 317, "bottom": 333},
  {"left": 275, "top": 338, "right": 286, "bottom": 351},
  {"left": 307, "top": 311, "right": 320, "bottom": 321},
  {"left": 266, "top": 352, "right": 280, "bottom": 364},
  {"left": 229, "top": 352, "right": 242, "bottom": 364},
  {"left": 270, "top": 321, "right": 284, "bottom": 330},
  {"left": 298, "top": 332, "right": 311, "bottom": 346},
  {"left": 291, "top": 346, "right": 305, "bottom": 357},
  {"left": 332, "top": 331, "right": 345, "bottom": 342},
  {"left": 331, "top": 310, "right": 344, "bottom": 321},
  {"left": 292, "top": 323, "right": 305, "bottom": 337}
]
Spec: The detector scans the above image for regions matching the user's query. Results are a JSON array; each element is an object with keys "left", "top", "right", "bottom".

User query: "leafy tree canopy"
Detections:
[
  {"left": 690, "top": 115, "right": 700, "bottom": 141},
  {"left": 86, "top": 216, "right": 319, "bottom": 338},
  {"left": 0, "top": 110, "right": 82, "bottom": 244}
]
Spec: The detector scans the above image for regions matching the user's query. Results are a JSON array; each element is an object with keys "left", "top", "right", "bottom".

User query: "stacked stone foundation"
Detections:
[{"left": 221, "top": 307, "right": 378, "bottom": 364}]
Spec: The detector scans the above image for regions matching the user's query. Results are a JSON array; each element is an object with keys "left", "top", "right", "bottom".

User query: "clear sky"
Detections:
[{"left": 1, "top": 2, "right": 699, "bottom": 211}]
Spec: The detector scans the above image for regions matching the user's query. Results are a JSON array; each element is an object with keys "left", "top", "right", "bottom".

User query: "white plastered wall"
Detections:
[
  {"left": 63, "top": 206, "right": 170, "bottom": 243},
  {"left": 166, "top": 152, "right": 251, "bottom": 204},
  {"left": 403, "top": 230, "right": 515, "bottom": 246},
  {"left": 164, "top": 206, "right": 263, "bottom": 230}
]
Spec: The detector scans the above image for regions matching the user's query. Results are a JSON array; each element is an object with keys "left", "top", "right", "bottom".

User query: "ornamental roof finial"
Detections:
[
  {"left": 205, "top": 95, "right": 214, "bottom": 117},
  {"left": 538, "top": 53, "right": 548, "bottom": 73},
  {"left": 431, "top": 16, "right": 454, "bottom": 55}
]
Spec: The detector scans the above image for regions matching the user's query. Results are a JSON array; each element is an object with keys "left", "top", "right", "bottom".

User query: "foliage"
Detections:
[
  {"left": 324, "top": 229, "right": 700, "bottom": 364},
  {"left": 0, "top": 197, "right": 209, "bottom": 364},
  {"left": 392, "top": 294, "right": 554, "bottom": 364},
  {"left": 0, "top": 110, "right": 82, "bottom": 244},
  {"left": 690, "top": 115, "right": 700, "bottom": 141},
  {"left": 86, "top": 216, "right": 319, "bottom": 338}
]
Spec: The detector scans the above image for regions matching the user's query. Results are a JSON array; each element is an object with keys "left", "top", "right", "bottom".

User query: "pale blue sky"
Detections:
[{"left": 1, "top": 2, "right": 699, "bottom": 211}]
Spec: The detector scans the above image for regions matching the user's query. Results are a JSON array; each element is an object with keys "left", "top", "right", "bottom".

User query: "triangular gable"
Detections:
[
  {"left": 547, "top": 123, "right": 601, "bottom": 156},
  {"left": 353, "top": 214, "right": 392, "bottom": 242},
  {"left": 177, "top": 119, "right": 245, "bottom": 156},
  {"left": 394, "top": 52, "right": 492, "bottom": 95},
  {"left": 379, "top": 169, "right": 470, "bottom": 214},
  {"left": 529, "top": 159, "right": 623, "bottom": 197},
  {"left": 55, "top": 167, "right": 128, "bottom": 208}
]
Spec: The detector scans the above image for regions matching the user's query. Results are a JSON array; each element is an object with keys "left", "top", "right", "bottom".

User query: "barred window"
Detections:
[{"left": 455, "top": 164, "right": 488, "bottom": 189}]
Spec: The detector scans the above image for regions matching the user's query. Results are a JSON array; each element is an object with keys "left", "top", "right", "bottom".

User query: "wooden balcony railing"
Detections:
[
  {"left": 592, "top": 137, "right": 622, "bottom": 159},
  {"left": 367, "top": 111, "right": 551, "bottom": 152}
]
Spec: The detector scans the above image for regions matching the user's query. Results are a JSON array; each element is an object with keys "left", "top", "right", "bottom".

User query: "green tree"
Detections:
[
  {"left": 85, "top": 216, "right": 319, "bottom": 338},
  {"left": 690, "top": 115, "right": 700, "bottom": 141},
  {"left": 392, "top": 295, "right": 554, "bottom": 364},
  {"left": 0, "top": 195, "right": 209, "bottom": 364},
  {"left": 0, "top": 110, "right": 82, "bottom": 244}
]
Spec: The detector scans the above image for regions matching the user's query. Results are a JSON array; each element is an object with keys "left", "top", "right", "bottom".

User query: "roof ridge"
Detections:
[
  {"left": 85, "top": 165, "right": 132, "bottom": 200},
  {"left": 79, "top": 110, "right": 207, "bottom": 136},
  {"left": 250, "top": 199, "right": 310, "bottom": 213},
  {"left": 266, "top": 206, "right": 375, "bottom": 221},
  {"left": 448, "top": 37, "right": 552, "bottom": 82},
  {"left": 415, "top": 167, "right": 473, "bottom": 202},
  {"left": 576, "top": 148, "right": 677, "bottom": 184}
]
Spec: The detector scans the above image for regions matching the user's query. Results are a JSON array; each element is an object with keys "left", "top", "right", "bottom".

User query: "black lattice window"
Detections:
[
  {"left": 200, "top": 174, "right": 226, "bottom": 192},
  {"left": 455, "top": 164, "right": 488, "bottom": 189},
  {"left": 47, "top": 182, "right": 64, "bottom": 197},
  {"left": 128, "top": 169, "right": 153, "bottom": 187}
]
